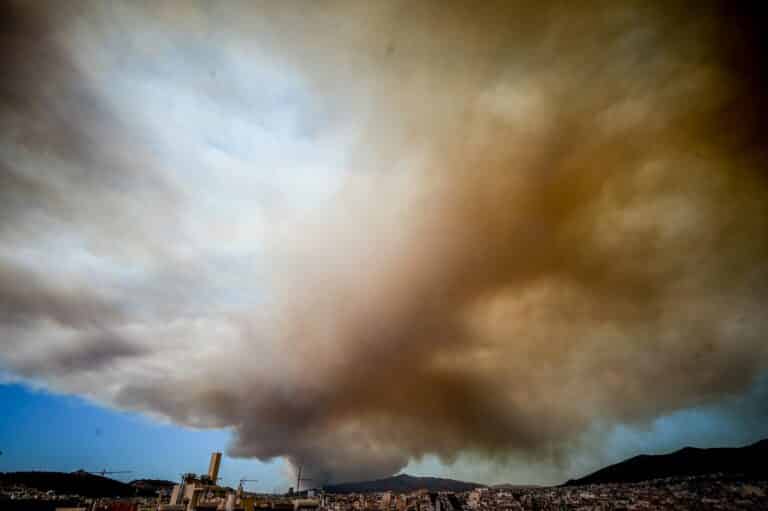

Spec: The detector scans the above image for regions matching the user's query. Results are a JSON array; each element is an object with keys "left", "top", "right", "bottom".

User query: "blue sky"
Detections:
[
  {"left": 3, "top": 377, "right": 767, "bottom": 488},
  {"left": 0, "top": 383, "right": 283, "bottom": 491}
]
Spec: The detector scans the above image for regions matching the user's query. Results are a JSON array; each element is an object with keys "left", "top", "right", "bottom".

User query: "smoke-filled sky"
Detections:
[{"left": 1, "top": 0, "right": 767, "bottom": 486}]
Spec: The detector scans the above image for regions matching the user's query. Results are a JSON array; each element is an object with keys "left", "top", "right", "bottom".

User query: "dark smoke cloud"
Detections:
[
  {"left": 0, "top": 261, "right": 120, "bottom": 328},
  {"left": 1, "top": 0, "right": 767, "bottom": 484},
  {"left": 11, "top": 331, "right": 145, "bottom": 377},
  {"left": 0, "top": 0, "right": 178, "bottom": 255}
]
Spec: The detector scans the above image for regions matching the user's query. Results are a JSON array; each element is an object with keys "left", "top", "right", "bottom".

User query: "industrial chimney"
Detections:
[{"left": 208, "top": 452, "right": 222, "bottom": 482}]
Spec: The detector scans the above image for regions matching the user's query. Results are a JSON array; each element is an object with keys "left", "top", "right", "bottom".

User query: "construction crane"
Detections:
[
  {"left": 237, "top": 478, "right": 258, "bottom": 497},
  {"left": 296, "top": 466, "right": 312, "bottom": 493},
  {"left": 87, "top": 469, "right": 133, "bottom": 477}
]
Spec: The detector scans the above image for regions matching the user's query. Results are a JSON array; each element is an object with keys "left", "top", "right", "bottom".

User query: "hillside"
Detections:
[
  {"left": 0, "top": 471, "right": 140, "bottom": 497},
  {"left": 324, "top": 473, "right": 484, "bottom": 494},
  {"left": 129, "top": 478, "right": 176, "bottom": 493},
  {"left": 565, "top": 438, "right": 768, "bottom": 486}
]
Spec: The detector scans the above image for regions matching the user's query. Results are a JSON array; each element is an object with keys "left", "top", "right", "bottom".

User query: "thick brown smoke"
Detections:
[{"left": 1, "top": 0, "right": 767, "bottom": 484}]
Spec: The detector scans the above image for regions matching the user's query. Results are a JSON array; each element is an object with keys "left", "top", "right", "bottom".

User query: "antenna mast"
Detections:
[{"left": 296, "top": 465, "right": 313, "bottom": 492}]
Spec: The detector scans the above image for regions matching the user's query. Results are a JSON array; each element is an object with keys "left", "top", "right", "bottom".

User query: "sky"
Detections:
[
  {"left": 2, "top": 379, "right": 767, "bottom": 488},
  {"left": 0, "top": 383, "right": 282, "bottom": 490},
  {"left": 1, "top": 0, "right": 767, "bottom": 488}
]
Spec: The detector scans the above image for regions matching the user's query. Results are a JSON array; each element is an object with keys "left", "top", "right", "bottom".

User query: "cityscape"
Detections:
[{"left": 2, "top": 451, "right": 766, "bottom": 510}]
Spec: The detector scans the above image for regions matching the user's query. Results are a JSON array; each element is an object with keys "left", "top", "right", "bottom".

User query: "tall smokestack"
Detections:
[{"left": 207, "top": 452, "right": 222, "bottom": 482}]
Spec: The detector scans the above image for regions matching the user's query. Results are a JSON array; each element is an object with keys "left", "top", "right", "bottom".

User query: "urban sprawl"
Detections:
[{"left": 3, "top": 453, "right": 766, "bottom": 511}]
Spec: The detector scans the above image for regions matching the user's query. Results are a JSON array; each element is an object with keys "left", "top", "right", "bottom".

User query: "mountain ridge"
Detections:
[
  {"left": 565, "top": 438, "right": 768, "bottom": 486},
  {"left": 0, "top": 471, "right": 139, "bottom": 497},
  {"left": 323, "top": 473, "right": 484, "bottom": 494}
]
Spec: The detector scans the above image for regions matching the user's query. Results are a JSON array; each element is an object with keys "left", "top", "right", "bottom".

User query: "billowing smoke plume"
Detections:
[{"left": 1, "top": 0, "right": 767, "bottom": 484}]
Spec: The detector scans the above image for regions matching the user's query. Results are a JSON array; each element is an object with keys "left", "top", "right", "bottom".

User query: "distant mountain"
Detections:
[
  {"left": 324, "top": 473, "right": 484, "bottom": 494},
  {"left": 565, "top": 438, "right": 768, "bottom": 486},
  {"left": 0, "top": 471, "right": 140, "bottom": 497}
]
